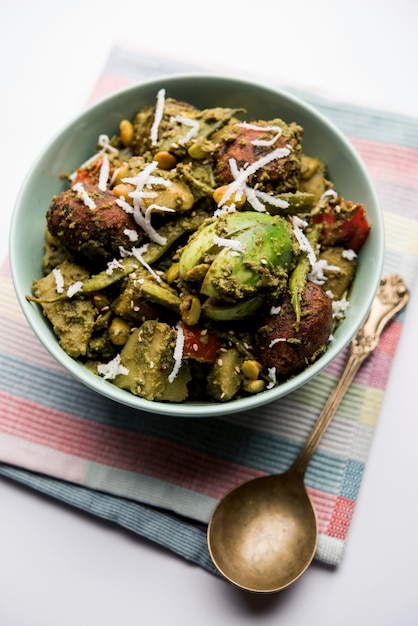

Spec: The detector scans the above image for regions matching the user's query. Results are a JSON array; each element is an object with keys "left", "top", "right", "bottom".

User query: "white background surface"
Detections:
[{"left": 1, "top": 1, "right": 418, "bottom": 624}]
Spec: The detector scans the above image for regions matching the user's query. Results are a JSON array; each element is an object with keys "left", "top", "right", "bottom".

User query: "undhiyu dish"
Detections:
[{"left": 10, "top": 76, "right": 384, "bottom": 416}]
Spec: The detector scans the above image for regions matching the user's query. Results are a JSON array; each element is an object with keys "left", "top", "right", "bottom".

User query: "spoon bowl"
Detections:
[
  {"left": 208, "top": 472, "right": 317, "bottom": 592},
  {"left": 207, "top": 276, "right": 409, "bottom": 593}
]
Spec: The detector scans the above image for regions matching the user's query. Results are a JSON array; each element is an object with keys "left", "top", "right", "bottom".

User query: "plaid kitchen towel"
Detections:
[{"left": 1, "top": 44, "right": 417, "bottom": 573}]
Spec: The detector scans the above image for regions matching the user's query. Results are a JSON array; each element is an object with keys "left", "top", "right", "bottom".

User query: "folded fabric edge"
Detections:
[
  {"left": 0, "top": 463, "right": 344, "bottom": 571},
  {"left": 0, "top": 463, "right": 222, "bottom": 578}
]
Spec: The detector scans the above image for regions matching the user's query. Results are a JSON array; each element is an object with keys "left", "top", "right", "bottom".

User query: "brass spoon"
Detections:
[{"left": 207, "top": 275, "right": 409, "bottom": 593}]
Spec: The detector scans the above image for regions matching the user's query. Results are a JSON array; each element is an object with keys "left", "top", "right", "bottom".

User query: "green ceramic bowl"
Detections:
[{"left": 9, "top": 75, "right": 384, "bottom": 417}]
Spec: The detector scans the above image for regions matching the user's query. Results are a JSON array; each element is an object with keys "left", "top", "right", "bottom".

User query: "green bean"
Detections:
[
  {"left": 289, "top": 256, "right": 310, "bottom": 323},
  {"left": 138, "top": 279, "right": 181, "bottom": 312},
  {"left": 81, "top": 257, "right": 139, "bottom": 293},
  {"left": 176, "top": 162, "right": 216, "bottom": 198},
  {"left": 289, "top": 225, "right": 320, "bottom": 323},
  {"left": 198, "top": 107, "right": 244, "bottom": 139},
  {"left": 262, "top": 191, "right": 315, "bottom": 215},
  {"left": 157, "top": 107, "right": 242, "bottom": 155}
]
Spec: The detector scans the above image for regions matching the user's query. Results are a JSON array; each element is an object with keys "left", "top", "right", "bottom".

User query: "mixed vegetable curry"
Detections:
[{"left": 28, "top": 90, "right": 371, "bottom": 403}]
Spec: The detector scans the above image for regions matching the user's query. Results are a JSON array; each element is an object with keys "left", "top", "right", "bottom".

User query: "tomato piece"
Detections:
[
  {"left": 313, "top": 198, "right": 370, "bottom": 252},
  {"left": 338, "top": 203, "right": 371, "bottom": 251},
  {"left": 72, "top": 157, "right": 104, "bottom": 186},
  {"left": 181, "top": 323, "right": 221, "bottom": 363}
]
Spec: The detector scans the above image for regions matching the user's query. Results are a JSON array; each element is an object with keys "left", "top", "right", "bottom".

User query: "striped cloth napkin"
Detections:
[{"left": 1, "top": 45, "right": 417, "bottom": 574}]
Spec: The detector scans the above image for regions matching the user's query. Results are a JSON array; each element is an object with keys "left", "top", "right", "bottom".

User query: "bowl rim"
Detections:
[{"left": 9, "top": 72, "right": 385, "bottom": 418}]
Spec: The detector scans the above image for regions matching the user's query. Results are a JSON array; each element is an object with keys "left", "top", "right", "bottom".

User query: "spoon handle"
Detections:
[{"left": 290, "top": 274, "right": 410, "bottom": 476}]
